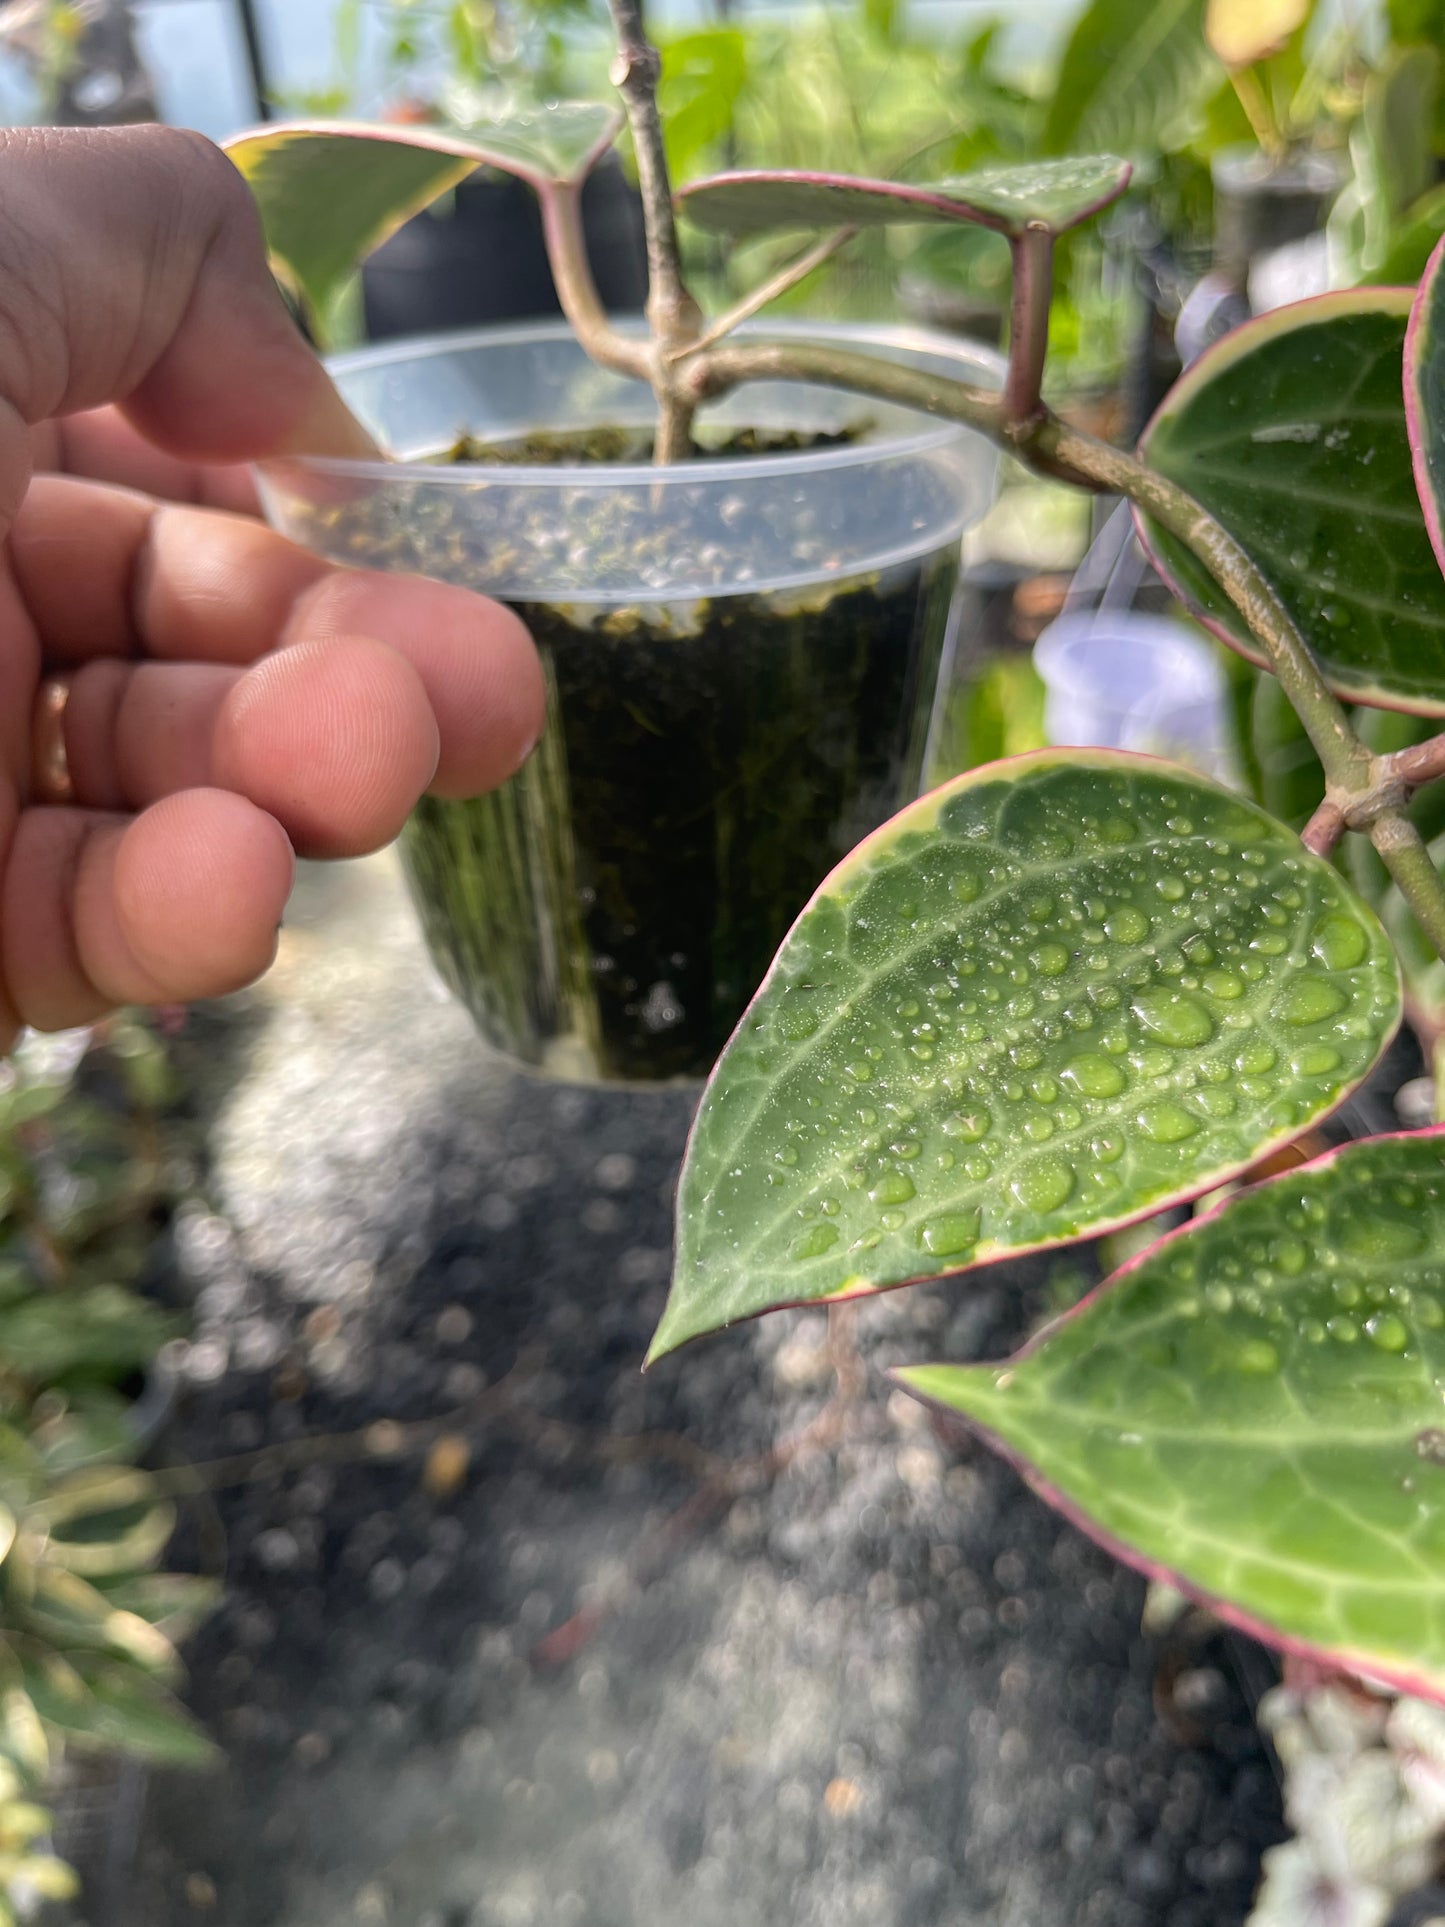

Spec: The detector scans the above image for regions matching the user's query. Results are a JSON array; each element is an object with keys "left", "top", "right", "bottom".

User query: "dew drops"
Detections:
[
  {"left": 1290, "top": 1044, "right": 1341, "bottom": 1077},
  {"left": 1275, "top": 976, "right": 1348, "bottom": 1026},
  {"left": 1365, "top": 1311, "right": 1410, "bottom": 1353},
  {"left": 790, "top": 1223, "right": 839, "bottom": 1261},
  {"left": 1201, "top": 970, "right": 1244, "bottom": 1002},
  {"left": 1031, "top": 942, "right": 1070, "bottom": 976},
  {"left": 1062, "top": 1053, "right": 1126, "bottom": 1099},
  {"left": 1327, "top": 1314, "right": 1360, "bottom": 1344},
  {"left": 918, "top": 1210, "right": 982, "bottom": 1257},
  {"left": 1311, "top": 915, "right": 1368, "bottom": 971},
  {"left": 1105, "top": 906, "right": 1149, "bottom": 945},
  {"left": 1136, "top": 1100, "right": 1201, "bottom": 1144},
  {"left": 869, "top": 1170, "right": 916, "bottom": 1207},
  {"left": 1156, "top": 876, "right": 1186, "bottom": 902},
  {"left": 1011, "top": 1157, "right": 1076, "bottom": 1214},
  {"left": 1131, "top": 990, "right": 1214, "bottom": 1048},
  {"left": 942, "top": 1110, "right": 991, "bottom": 1141},
  {"left": 1236, "top": 1044, "right": 1277, "bottom": 1075}
]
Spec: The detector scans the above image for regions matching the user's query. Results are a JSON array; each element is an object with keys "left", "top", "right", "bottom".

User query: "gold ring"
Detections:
[{"left": 31, "top": 676, "right": 74, "bottom": 806}]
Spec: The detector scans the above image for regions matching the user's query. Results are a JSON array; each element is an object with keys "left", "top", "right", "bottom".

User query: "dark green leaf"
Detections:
[
  {"left": 899, "top": 1129, "right": 1445, "bottom": 1700},
  {"left": 652, "top": 751, "right": 1399, "bottom": 1361},
  {"left": 1140, "top": 290, "right": 1445, "bottom": 713},
  {"left": 677, "top": 157, "right": 1132, "bottom": 240}
]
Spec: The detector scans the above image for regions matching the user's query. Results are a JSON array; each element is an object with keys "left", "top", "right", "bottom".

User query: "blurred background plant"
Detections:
[{"left": 0, "top": 1020, "right": 212, "bottom": 1920}]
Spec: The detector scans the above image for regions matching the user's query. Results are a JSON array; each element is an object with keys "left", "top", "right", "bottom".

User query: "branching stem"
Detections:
[
  {"left": 670, "top": 227, "right": 857, "bottom": 360},
  {"left": 538, "top": 182, "right": 649, "bottom": 381}
]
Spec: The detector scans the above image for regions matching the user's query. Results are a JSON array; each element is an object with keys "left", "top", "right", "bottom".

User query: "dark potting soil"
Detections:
[
  {"left": 97, "top": 862, "right": 1294, "bottom": 1927},
  {"left": 401, "top": 548, "right": 959, "bottom": 1081}
]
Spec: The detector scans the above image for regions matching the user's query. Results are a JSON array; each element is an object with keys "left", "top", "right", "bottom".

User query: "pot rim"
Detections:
[{"left": 300, "top": 317, "right": 1005, "bottom": 489}]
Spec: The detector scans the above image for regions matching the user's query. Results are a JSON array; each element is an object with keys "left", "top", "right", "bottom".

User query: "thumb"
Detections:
[{"left": 0, "top": 124, "right": 374, "bottom": 526}]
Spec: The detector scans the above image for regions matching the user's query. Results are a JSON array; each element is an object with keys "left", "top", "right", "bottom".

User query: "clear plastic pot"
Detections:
[{"left": 259, "top": 320, "right": 1000, "bottom": 1084}]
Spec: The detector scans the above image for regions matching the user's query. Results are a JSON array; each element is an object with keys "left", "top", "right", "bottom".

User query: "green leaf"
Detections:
[
  {"left": 898, "top": 1129, "right": 1445, "bottom": 1700},
  {"left": 1140, "top": 290, "right": 1445, "bottom": 714},
  {"left": 1371, "top": 183, "right": 1445, "bottom": 287},
  {"left": 23, "top": 1655, "right": 216, "bottom": 1767},
  {"left": 1407, "top": 234, "right": 1445, "bottom": 590},
  {"left": 1042, "top": 0, "right": 1218, "bottom": 157},
  {"left": 651, "top": 751, "right": 1400, "bottom": 1361},
  {"left": 0, "top": 1287, "right": 174, "bottom": 1384},
  {"left": 676, "top": 157, "right": 1133, "bottom": 240},
  {"left": 93, "top": 1571, "right": 218, "bottom": 1639},
  {"left": 225, "top": 104, "right": 621, "bottom": 321},
  {"left": 39, "top": 1468, "right": 175, "bottom": 1578},
  {"left": 21, "top": 1568, "right": 180, "bottom": 1678}
]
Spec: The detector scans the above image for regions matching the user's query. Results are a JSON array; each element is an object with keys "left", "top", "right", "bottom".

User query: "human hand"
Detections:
[{"left": 1, "top": 125, "right": 544, "bottom": 1052}]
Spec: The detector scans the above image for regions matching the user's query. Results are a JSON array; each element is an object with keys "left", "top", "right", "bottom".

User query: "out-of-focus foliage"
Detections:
[{"left": 0, "top": 1020, "right": 213, "bottom": 1913}]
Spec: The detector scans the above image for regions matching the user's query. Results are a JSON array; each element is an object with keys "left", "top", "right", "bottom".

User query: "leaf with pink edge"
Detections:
[
  {"left": 1406, "top": 230, "right": 1445, "bottom": 585},
  {"left": 649, "top": 750, "right": 1399, "bottom": 1362},
  {"left": 897, "top": 1129, "right": 1445, "bottom": 1703},
  {"left": 1139, "top": 289, "right": 1445, "bottom": 715},
  {"left": 225, "top": 104, "right": 621, "bottom": 322},
  {"left": 676, "top": 157, "right": 1132, "bottom": 241}
]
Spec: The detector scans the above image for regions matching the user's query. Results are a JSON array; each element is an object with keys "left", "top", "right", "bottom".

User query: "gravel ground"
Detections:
[{"left": 91, "top": 851, "right": 1289, "bottom": 1927}]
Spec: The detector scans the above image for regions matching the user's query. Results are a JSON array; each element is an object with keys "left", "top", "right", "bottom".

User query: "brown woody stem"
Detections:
[{"left": 606, "top": 0, "right": 702, "bottom": 462}]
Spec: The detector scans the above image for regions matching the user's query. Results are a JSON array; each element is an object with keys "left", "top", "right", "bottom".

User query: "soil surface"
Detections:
[{"left": 87, "top": 852, "right": 1300, "bottom": 1927}]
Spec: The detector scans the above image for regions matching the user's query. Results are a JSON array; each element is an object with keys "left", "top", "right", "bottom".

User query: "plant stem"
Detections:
[
  {"left": 1032, "top": 416, "right": 1371, "bottom": 792},
  {"left": 606, "top": 0, "right": 703, "bottom": 462},
  {"left": 671, "top": 227, "right": 858, "bottom": 361},
  {"left": 1373, "top": 811, "right": 1445, "bottom": 960},
  {"left": 691, "top": 340, "right": 1365, "bottom": 785},
  {"left": 1003, "top": 226, "right": 1052, "bottom": 428},
  {"left": 1301, "top": 798, "right": 1347, "bottom": 857},
  {"left": 538, "top": 182, "right": 649, "bottom": 381}
]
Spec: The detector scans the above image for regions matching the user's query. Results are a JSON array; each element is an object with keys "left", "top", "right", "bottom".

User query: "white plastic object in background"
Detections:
[{"left": 1033, "top": 610, "right": 1240, "bottom": 786}]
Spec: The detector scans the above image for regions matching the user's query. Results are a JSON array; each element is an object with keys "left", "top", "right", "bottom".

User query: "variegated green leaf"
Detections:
[
  {"left": 651, "top": 751, "right": 1399, "bottom": 1361},
  {"left": 900, "top": 1129, "right": 1445, "bottom": 1701},
  {"left": 1140, "top": 291, "right": 1445, "bottom": 714}
]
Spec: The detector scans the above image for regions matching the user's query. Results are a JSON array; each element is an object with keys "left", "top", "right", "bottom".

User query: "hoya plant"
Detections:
[{"left": 233, "top": 0, "right": 1445, "bottom": 1772}]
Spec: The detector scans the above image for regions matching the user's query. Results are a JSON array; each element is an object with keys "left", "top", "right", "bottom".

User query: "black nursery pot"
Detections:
[
  {"left": 258, "top": 322, "right": 999, "bottom": 1084},
  {"left": 361, "top": 152, "right": 648, "bottom": 339}
]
